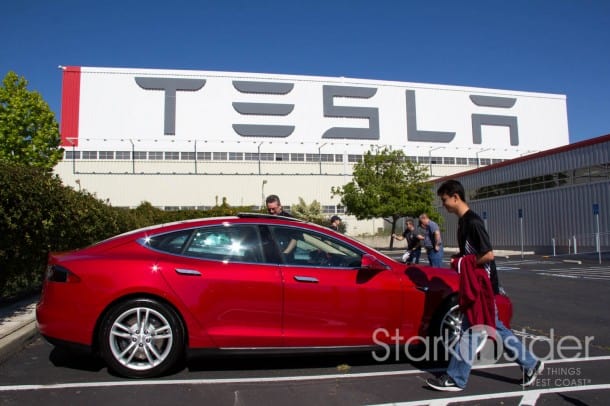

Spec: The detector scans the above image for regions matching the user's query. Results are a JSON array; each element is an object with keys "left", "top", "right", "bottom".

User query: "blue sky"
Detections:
[{"left": 3, "top": 0, "right": 609, "bottom": 143}]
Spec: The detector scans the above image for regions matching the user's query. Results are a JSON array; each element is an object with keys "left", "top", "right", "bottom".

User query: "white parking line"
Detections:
[
  {"left": 0, "top": 356, "right": 609, "bottom": 392},
  {"left": 365, "top": 384, "right": 610, "bottom": 406}
]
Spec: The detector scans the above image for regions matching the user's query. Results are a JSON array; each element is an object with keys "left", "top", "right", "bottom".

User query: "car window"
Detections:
[
  {"left": 146, "top": 225, "right": 264, "bottom": 263},
  {"left": 184, "top": 225, "right": 264, "bottom": 263},
  {"left": 145, "top": 229, "right": 193, "bottom": 254},
  {"left": 269, "top": 226, "right": 362, "bottom": 268}
]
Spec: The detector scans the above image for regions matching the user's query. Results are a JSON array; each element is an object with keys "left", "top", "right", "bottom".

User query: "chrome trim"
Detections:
[
  {"left": 175, "top": 268, "right": 202, "bottom": 276},
  {"left": 416, "top": 286, "right": 429, "bottom": 293},
  {"left": 293, "top": 275, "right": 319, "bottom": 283}
]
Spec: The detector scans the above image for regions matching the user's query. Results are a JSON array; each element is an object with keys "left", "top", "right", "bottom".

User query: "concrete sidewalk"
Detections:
[{"left": 0, "top": 295, "right": 38, "bottom": 364}]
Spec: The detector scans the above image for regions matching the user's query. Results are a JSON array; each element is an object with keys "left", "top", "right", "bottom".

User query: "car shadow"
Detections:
[
  {"left": 49, "top": 346, "right": 106, "bottom": 372},
  {"left": 185, "top": 349, "right": 446, "bottom": 374}
]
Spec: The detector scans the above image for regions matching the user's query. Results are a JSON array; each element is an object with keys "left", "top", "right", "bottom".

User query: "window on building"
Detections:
[
  {"left": 260, "top": 153, "right": 274, "bottom": 161},
  {"left": 181, "top": 152, "right": 195, "bottom": 160},
  {"left": 115, "top": 151, "right": 130, "bottom": 160},
  {"left": 149, "top": 151, "right": 163, "bottom": 160},
  {"left": 276, "top": 153, "right": 289, "bottom": 161},
  {"left": 306, "top": 153, "right": 320, "bottom": 162},
  {"left": 291, "top": 153, "right": 304, "bottom": 162},
  {"left": 229, "top": 152, "right": 243, "bottom": 160},
  {"left": 348, "top": 154, "right": 362, "bottom": 163},
  {"left": 213, "top": 152, "right": 227, "bottom": 160},
  {"left": 198, "top": 152, "right": 212, "bottom": 160},
  {"left": 82, "top": 151, "right": 98, "bottom": 159},
  {"left": 133, "top": 151, "right": 147, "bottom": 160},
  {"left": 456, "top": 157, "right": 468, "bottom": 165},
  {"left": 334, "top": 154, "right": 344, "bottom": 162},
  {"left": 65, "top": 151, "right": 81, "bottom": 159},
  {"left": 244, "top": 152, "right": 259, "bottom": 161},
  {"left": 99, "top": 151, "right": 114, "bottom": 159},
  {"left": 443, "top": 157, "right": 455, "bottom": 165},
  {"left": 164, "top": 152, "right": 179, "bottom": 160},
  {"left": 322, "top": 205, "right": 336, "bottom": 214}
]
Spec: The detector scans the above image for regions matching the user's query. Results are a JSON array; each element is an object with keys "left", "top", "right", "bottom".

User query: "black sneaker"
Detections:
[
  {"left": 426, "top": 375, "right": 463, "bottom": 392},
  {"left": 522, "top": 360, "right": 544, "bottom": 387}
]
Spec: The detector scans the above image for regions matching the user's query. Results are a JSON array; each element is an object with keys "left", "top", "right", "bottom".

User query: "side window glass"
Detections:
[
  {"left": 269, "top": 226, "right": 362, "bottom": 268},
  {"left": 184, "top": 225, "right": 264, "bottom": 263},
  {"left": 145, "top": 229, "right": 194, "bottom": 254}
]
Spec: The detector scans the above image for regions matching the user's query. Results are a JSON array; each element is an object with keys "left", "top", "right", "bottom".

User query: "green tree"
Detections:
[
  {"left": 291, "top": 197, "right": 324, "bottom": 223},
  {"left": 332, "top": 147, "right": 435, "bottom": 248},
  {"left": 0, "top": 71, "right": 63, "bottom": 170}
]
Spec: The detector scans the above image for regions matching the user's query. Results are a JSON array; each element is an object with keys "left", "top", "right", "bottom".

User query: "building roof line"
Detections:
[{"left": 432, "top": 133, "right": 610, "bottom": 183}]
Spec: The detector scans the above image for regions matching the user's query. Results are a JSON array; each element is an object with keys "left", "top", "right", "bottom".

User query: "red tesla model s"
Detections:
[{"left": 37, "top": 213, "right": 512, "bottom": 378}]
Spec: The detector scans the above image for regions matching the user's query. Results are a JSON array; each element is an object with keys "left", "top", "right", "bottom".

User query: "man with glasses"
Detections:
[{"left": 265, "top": 194, "right": 293, "bottom": 217}]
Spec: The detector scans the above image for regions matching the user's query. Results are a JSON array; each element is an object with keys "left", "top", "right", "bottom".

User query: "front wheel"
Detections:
[
  {"left": 431, "top": 295, "right": 488, "bottom": 360},
  {"left": 432, "top": 295, "right": 463, "bottom": 352},
  {"left": 99, "top": 298, "right": 185, "bottom": 378}
]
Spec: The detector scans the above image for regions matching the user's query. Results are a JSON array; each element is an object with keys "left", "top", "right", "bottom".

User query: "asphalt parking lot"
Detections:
[{"left": 1, "top": 253, "right": 609, "bottom": 405}]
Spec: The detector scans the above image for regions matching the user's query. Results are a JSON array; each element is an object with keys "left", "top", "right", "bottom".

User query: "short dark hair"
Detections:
[
  {"left": 265, "top": 194, "right": 281, "bottom": 205},
  {"left": 437, "top": 179, "right": 466, "bottom": 201},
  {"left": 330, "top": 215, "right": 341, "bottom": 222}
]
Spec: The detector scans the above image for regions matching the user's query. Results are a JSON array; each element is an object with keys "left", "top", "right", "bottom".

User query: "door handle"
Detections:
[
  {"left": 294, "top": 276, "right": 319, "bottom": 283},
  {"left": 175, "top": 268, "right": 202, "bottom": 276}
]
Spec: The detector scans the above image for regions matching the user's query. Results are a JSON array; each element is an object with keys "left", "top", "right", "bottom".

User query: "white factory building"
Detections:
[{"left": 55, "top": 66, "right": 569, "bottom": 235}]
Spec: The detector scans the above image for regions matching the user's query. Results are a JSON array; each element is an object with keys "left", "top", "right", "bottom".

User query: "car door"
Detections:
[
  {"left": 151, "top": 224, "right": 283, "bottom": 348},
  {"left": 268, "top": 225, "right": 404, "bottom": 347}
]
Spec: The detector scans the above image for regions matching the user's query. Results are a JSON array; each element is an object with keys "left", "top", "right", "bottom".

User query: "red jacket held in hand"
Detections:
[{"left": 455, "top": 254, "right": 495, "bottom": 328}]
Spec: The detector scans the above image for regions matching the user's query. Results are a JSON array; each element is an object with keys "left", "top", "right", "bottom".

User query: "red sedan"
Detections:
[{"left": 37, "top": 213, "right": 512, "bottom": 378}]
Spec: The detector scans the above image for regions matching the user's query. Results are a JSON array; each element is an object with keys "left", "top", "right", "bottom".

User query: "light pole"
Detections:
[
  {"left": 261, "top": 179, "right": 267, "bottom": 209},
  {"left": 318, "top": 142, "right": 327, "bottom": 174},
  {"left": 428, "top": 146, "right": 445, "bottom": 176},
  {"left": 476, "top": 148, "right": 493, "bottom": 168},
  {"left": 257, "top": 142, "right": 264, "bottom": 175},
  {"left": 129, "top": 139, "right": 135, "bottom": 174},
  {"left": 75, "top": 179, "right": 81, "bottom": 192}
]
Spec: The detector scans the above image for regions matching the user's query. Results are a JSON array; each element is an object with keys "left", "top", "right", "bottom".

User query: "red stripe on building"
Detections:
[{"left": 60, "top": 66, "right": 81, "bottom": 147}]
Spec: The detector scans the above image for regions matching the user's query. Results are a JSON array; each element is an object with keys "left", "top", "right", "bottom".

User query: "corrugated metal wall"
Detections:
[{"left": 435, "top": 136, "right": 610, "bottom": 254}]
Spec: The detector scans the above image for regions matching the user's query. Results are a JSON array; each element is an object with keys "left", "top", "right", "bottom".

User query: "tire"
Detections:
[
  {"left": 431, "top": 295, "right": 461, "bottom": 348},
  {"left": 99, "top": 298, "right": 185, "bottom": 378},
  {"left": 430, "top": 295, "right": 488, "bottom": 362}
]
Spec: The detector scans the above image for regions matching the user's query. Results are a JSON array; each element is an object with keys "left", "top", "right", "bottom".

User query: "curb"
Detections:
[{"left": 0, "top": 319, "right": 38, "bottom": 364}]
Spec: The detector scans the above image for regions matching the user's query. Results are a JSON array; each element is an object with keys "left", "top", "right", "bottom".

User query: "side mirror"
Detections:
[{"left": 361, "top": 254, "right": 390, "bottom": 271}]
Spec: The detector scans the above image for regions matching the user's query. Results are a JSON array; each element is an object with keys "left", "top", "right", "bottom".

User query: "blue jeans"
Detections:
[
  {"left": 447, "top": 308, "right": 538, "bottom": 388},
  {"left": 407, "top": 248, "right": 421, "bottom": 264},
  {"left": 426, "top": 246, "right": 443, "bottom": 267}
]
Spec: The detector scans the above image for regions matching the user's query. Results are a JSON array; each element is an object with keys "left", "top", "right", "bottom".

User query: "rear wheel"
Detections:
[{"left": 99, "top": 298, "right": 185, "bottom": 378}]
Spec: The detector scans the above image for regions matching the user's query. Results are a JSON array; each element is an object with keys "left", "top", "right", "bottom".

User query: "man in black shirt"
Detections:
[
  {"left": 265, "top": 194, "right": 293, "bottom": 217},
  {"left": 426, "top": 179, "right": 543, "bottom": 392}
]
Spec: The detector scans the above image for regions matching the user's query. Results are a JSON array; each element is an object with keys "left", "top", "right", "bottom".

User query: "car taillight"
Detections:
[{"left": 46, "top": 264, "right": 81, "bottom": 283}]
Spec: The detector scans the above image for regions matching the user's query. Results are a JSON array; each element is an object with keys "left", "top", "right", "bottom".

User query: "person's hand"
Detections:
[{"left": 450, "top": 254, "right": 461, "bottom": 270}]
